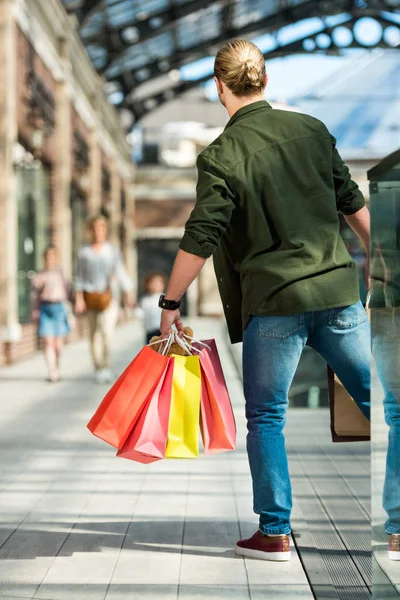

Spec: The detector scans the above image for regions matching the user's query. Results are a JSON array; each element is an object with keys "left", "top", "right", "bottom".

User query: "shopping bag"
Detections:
[
  {"left": 117, "top": 359, "right": 175, "bottom": 463},
  {"left": 165, "top": 354, "right": 201, "bottom": 459},
  {"left": 193, "top": 339, "right": 236, "bottom": 454},
  {"left": 87, "top": 346, "right": 171, "bottom": 448},
  {"left": 328, "top": 366, "right": 370, "bottom": 442}
]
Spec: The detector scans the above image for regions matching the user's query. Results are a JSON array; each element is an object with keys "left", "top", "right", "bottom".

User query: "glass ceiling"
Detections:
[{"left": 62, "top": 0, "right": 400, "bottom": 121}]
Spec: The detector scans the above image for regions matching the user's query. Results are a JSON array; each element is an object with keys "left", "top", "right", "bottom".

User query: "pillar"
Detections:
[
  {"left": 125, "top": 181, "right": 138, "bottom": 300},
  {"left": 52, "top": 35, "right": 73, "bottom": 278},
  {"left": 0, "top": 0, "right": 21, "bottom": 343},
  {"left": 109, "top": 161, "right": 121, "bottom": 246},
  {"left": 88, "top": 82, "right": 103, "bottom": 216}
]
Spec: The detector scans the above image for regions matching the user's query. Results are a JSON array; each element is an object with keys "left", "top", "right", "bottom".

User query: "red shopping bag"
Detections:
[
  {"left": 193, "top": 339, "right": 236, "bottom": 454},
  {"left": 117, "top": 359, "right": 175, "bottom": 463},
  {"left": 87, "top": 346, "right": 170, "bottom": 449}
]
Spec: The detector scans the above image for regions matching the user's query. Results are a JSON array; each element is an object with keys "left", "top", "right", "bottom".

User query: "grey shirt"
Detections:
[{"left": 75, "top": 242, "right": 132, "bottom": 297}]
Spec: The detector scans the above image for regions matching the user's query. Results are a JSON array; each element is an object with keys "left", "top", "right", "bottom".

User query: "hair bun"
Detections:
[
  {"left": 214, "top": 39, "right": 266, "bottom": 97},
  {"left": 244, "top": 59, "right": 259, "bottom": 83},
  {"left": 244, "top": 59, "right": 255, "bottom": 70}
]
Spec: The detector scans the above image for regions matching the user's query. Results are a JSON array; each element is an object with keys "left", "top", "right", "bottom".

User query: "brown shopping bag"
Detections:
[{"left": 328, "top": 366, "right": 370, "bottom": 442}]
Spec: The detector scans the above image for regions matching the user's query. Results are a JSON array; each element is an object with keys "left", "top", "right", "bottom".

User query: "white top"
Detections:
[
  {"left": 139, "top": 293, "right": 162, "bottom": 333},
  {"left": 75, "top": 242, "right": 132, "bottom": 297}
]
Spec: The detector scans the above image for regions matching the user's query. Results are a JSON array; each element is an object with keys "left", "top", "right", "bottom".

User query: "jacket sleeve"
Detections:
[
  {"left": 331, "top": 135, "right": 365, "bottom": 215},
  {"left": 179, "top": 153, "right": 235, "bottom": 259}
]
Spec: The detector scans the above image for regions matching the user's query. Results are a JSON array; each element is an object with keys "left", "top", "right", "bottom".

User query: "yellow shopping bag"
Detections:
[{"left": 165, "top": 355, "right": 201, "bottom": 458}]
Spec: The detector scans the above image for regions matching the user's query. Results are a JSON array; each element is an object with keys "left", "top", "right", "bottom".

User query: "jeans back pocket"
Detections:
[
  {"left": 258, "top": 314, "right": 305, "bottom": 340},
  {"left": 328, "top": 301, "right": 368, "bottom": 330}
]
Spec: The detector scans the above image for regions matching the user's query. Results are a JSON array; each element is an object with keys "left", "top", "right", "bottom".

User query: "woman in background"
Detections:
[
  {"left": 74, "top": 215, "right": 133, "bottom": 384},
  {"left": 31, "top": 246, "right": 72, "bottom": 382}
]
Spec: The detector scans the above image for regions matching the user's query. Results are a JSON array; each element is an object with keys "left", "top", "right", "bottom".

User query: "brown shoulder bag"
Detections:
[{"left": 83, "top": 288, "right": 112, "bottom": 312}]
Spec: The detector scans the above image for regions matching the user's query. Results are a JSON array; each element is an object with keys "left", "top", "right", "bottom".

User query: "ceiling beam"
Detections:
[
  {"left": 103, "top": 0, "right": 374, "bottom": 83},
  {"left": 83, "top": 0, "right": 215, "bottom": 62},
  {"left": 125, "top": 12, "right": 398, "bottom": 122}
]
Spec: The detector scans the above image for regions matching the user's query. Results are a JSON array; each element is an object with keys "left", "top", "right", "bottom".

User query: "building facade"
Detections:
[{"left": 0, "top": 0, "right": 136, "bottom": 364}]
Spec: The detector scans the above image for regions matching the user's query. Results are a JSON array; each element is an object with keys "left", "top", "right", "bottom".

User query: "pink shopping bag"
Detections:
[
  {"left": 193, "top": 339, "right": 236, "bottom": 454},
  {"left": 87, "top": 346, "right": 171, "bottom": 449},
  {"left": 117, "top": 359, "right": 175, "bottom": 463}
]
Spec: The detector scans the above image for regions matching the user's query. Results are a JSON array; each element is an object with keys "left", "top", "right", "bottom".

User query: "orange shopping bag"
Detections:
[
  {"left": 193, "top": 339, "right": 236, "bottom": 454},
  {"left": 117, "top": 359, "right": 175, "bottom": 463},
  {"left": 87, "top": 346, "right": 170, "bottom": 449}
]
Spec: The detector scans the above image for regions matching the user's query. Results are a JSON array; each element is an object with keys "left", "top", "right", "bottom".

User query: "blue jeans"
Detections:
[
  {"left": 242, "top": 301, "right": 371, "bottom": 535},
  {"left": 372, "top": 310, "right": 400, "bottom": 534}
]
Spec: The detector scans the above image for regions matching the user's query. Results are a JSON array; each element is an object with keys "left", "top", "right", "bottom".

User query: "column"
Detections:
[
  {"left": 124, "top": 181, "right": 138, "bottom": 300},
  {"left": 88, "top": 83, "right": 103, "bottom": 215},
  {"left": 109, "top": 161, "right": 121, "bottom": 246},
  {"left": 0, "top": 0, "right": 21, "bottom": 343},
  {"left": 88, "top": 129, "right": 101, "bottom": 215},
  {"left": 52, "top": 35, "right": 73, "bottom": 277}
]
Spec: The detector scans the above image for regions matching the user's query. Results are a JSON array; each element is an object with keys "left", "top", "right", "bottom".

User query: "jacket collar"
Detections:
[{"left": 225, "top": 100, "right": 272, "bottom": 130}]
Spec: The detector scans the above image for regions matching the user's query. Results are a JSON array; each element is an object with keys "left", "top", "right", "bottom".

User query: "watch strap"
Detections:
[{"left": 159, "top": 294, "right": 181, "bottom": 310}]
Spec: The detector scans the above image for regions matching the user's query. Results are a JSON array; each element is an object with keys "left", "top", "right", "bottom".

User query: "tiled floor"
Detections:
[{"left": 0, "top": 319, "right": 313, "bottom": 600}]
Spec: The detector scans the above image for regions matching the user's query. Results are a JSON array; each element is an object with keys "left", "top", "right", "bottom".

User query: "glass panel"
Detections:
[
  {"left": 369, "top": 155, "right": 400, "bottom": 596},
  {"left": 104, "top": 0, "right": 169, "bottom": 24},
  {"left": 16, "top": 150, "right": 51, "bottom": 323},
  {"left": 106, "top": 0, "right": 134, "bottom": 28},
  {"left": 70, "top": 187, "right": 88, "bottom": 277},
  {"left": 177, "top": 3, "right": 222, "bottom": 50},
  {"left": 81, "top": 12, "right": 105, "bottom": 39},
  {"left": 86, "top": 45, "right": 108, "bottom": 69},
  {"left": 105, "top": 31, "right": 174, "bottom": 77},
  {"left": 231, "top": 0, "right": 278, "bottom": 29}
]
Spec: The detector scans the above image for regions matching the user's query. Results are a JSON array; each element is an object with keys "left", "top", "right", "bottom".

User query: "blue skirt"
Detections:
[{"left": 38, "top": 302, "right": 70, "bottom": 338}]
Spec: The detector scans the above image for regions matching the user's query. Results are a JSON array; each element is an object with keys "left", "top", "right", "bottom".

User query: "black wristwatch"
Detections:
[{"left": 159, "top": 294, "right": 181, "bottom": 311}]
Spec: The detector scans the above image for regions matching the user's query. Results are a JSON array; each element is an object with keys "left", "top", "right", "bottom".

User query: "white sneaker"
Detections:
[
  {"left": 95, "top": 370, "right": 105, "bottom": 384},
  {"left": 102, "top": 368, "right": 114, "bottom": 384}
]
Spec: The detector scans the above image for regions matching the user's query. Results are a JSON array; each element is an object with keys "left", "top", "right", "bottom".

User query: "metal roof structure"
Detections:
[{"left": 62, "top": 0, "right": 400, "bottom": 124}]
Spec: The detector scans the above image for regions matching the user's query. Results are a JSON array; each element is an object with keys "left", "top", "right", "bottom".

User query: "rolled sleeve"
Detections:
[
  {"left": 179, "top": 153, "right": 235, "bottom": 259},
  {"left": 331, "top": 135, "right": 365, "bottom": 215}
]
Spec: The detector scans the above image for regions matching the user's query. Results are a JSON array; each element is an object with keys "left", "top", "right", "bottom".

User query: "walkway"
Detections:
[{"left": 0, "top": 318, "right": 370, "bottom": 599}]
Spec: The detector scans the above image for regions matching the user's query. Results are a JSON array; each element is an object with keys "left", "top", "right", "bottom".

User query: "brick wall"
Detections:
[{"left": 0, "top": 323, "right": 37, "bottom": 365}]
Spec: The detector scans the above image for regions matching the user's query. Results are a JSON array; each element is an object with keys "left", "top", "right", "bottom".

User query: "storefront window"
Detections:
[
  {"left": 70, "top": 186, "right": 87, "bottom": 276},
  {"left": 15, "top": 144, "right": 50, "bottom": 322}
]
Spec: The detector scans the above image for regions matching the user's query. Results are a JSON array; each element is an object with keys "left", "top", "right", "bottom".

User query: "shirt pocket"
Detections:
[
  {"left": 258, "top": 314, "right": 305, "bottom": 340},
  {"left": 328, "top": 301, "right": 368, "bottom": 330}
]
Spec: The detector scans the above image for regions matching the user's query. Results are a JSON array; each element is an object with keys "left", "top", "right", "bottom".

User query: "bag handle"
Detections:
[
  {"left": 148, "top": 333, "right": 174, "bottom": 356},
  {"left": 183, "top": 334, "right": 211, "bottom": 352},
  {"left": 148, "top": 331, "right": 208, "bottom": 356}
]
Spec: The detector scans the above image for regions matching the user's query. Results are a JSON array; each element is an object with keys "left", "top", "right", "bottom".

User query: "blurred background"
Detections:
[
  {"left": 1, "top": 0, "right": 399, "bottom": 406},
  {"left": 0, "top": 1, "right": 399, "bottom": 597}
]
